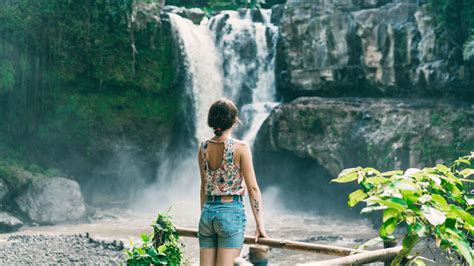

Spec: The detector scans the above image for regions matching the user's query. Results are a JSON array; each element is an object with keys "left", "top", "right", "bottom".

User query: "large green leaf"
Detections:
[
  {"left": 449, "top": 205, "right": 474, "bottom": 226},
  {"left": 446, "top": 228, "right": 473, "bottom": 266},
  {"left": 331, "top": 171, "right": 358, "bottom": 183},
  {"left": 348, "top": 189, "right": 367, "bottom": 207},
  {"left": 365, "top": 176, "right": 390, "bottom": 185},
  {"left": 381, "top": 170, "right": 403, "bottom": 177},
  {"left": 421, "top": 205, "right": 446, "bottom": 226},
  {"left": 394, "top": 179, "right": 419, "bottom": 191},
  {"left": 436, "top": 164, "right": 449, "bottom": 174},
  {"left": 383, "top": 208, "right": 399, "bottom": 222},
  {"left": 380, "top": 217, "right": 398, "bottom": 239},
  {"left": 431, "top": 194, "right": 449, "bottom": 211},
  {"left": 140, "top": 233, "right": 150, "bottom": 242},
  {"left": 460, "top": 168, "right": 474, "bottom": 178},
  {"left": 373, "top": 197, "right": 407, "bottom": 212}
]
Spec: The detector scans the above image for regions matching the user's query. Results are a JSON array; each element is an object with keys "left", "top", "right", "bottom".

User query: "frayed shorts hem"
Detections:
[{"left": 198, "top": 232, "right": 245, "bottom": 249}]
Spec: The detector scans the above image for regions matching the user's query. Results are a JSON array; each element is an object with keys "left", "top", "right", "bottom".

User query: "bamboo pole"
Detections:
[
  {"left": 174, "top": 226, "right": 363, "bottom": 257},
  {"left": 300, "top": 246, "right": 402, "bottom": 266}
]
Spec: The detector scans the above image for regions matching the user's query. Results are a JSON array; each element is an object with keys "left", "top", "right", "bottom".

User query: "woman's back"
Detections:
[{"left": 200, "top": 138, "right": 245, "bottom": 196}]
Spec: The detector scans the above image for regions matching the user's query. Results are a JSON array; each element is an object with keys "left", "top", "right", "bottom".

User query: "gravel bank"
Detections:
[{"left": 0, "top": 234, "right": 127, "bottom": 264}]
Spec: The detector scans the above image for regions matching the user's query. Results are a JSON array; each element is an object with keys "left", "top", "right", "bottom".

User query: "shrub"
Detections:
[
  {"left": 333, "top": 153, "right": 474, "bottom": 265},
  {"left": 125, "top": 212, "right": 184, "bottom": 266}
]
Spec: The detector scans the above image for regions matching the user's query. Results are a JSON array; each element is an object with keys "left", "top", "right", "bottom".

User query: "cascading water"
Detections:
[
  {"left": 168, "top": 9, "right": 279, "bottom": 146},
  {"left": 136, "top": 9, "right": 280, "bottom": 212},
  {"left": 208, "top": 9, "right": 279, "bottom": 146},
  {"left": 167, "top": 13, "right": 224, "bottom": 142}
]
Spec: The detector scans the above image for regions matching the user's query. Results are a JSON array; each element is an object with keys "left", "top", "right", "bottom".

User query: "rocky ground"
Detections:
[{"left": 0, "top": 234, "right": 126, "bottom": 264}]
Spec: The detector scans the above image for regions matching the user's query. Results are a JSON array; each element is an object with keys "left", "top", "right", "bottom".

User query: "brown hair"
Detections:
[{"left": 207, "top": 98, "right": 240, "bottom": 136}]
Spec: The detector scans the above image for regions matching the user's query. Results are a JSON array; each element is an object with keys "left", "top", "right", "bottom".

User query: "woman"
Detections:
[{"left": 197, "top": 98, "right": 269, "bottom": 266}]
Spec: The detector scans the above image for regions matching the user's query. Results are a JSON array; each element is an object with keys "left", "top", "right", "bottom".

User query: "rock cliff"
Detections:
[
  {"left": 256, "top": 97, "right": 474, "bottom": 177},
  {"left": 276, "top": 0, "right": 472, "bottom": 100}
]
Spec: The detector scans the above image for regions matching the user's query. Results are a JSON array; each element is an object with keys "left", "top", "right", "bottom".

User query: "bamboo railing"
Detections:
[{"left": 174, "top": 226, "right": 401, "bottom": 265}]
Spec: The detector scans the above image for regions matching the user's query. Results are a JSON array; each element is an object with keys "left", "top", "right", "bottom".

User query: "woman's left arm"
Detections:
[{"left": 198, "top": 145, "right": 206, "bottom": 209}]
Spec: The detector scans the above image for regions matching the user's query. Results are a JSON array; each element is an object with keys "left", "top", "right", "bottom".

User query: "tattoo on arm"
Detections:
[{"left": 253, "top": 199, "right": 260, "bottom": 215}]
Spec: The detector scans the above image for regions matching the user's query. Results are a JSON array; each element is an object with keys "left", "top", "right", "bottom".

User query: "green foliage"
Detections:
[
  {"left": 0, "top": 60, "right": 15, "bottom": 94},
  {"left": 0, "top": 159, "right": 54, "bottom": 192},
  {"left": 426, "top": 0, "right": 474, "bottom": 59},
  {"left": 332, "top": 153, "right": 474, "bottom": 265},
  {"left": 125, "top": 212, "right": 184, "bottom": 265},
  {"left": 0, "top": 0, "right": 180, "bottom": 171}
]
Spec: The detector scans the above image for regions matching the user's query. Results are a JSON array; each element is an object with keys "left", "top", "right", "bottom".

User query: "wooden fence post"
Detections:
[{"left": 249, "top": 245, "right": 269, "bottom": 266}]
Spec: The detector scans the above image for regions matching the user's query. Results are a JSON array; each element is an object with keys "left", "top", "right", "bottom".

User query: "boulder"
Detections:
[
  {"left": 255, "top": 97, "right": 474, "bottom": 177},
  {"left": 132, "top": 0, "right": 165, "bottom": 29},
  {"left": 163, "top": 6, "right": 205, "bottom": 24},
  {"left": 0, "top": 212, "right": 23, "bottom": 232},
  {"left": 276, "top": 0, "right": 471, "bottom": 100},
  {"left": 15, "top": 177, "right": 86, "bottom": 224}
]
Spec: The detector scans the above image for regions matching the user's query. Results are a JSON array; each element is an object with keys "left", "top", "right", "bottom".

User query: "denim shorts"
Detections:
[{"left": 198, "top": 195, "right": 247, "bottom": 249}]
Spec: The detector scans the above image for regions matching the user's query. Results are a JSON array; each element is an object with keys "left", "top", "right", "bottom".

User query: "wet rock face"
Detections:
[
  {"left": 0, "top": 180, "right": 8, "bottom": 202},
  {"left": 255, "top": 97, "right": 474, "bottom": 176},
  {"left": 15, "top": 177, "right": 86, "bottom": 225},
  {"left": 163, "top": 5, "right": 205, "bottom": 24},
  {"left": 0, "top": 212, "right": 23, "bottom": 232},
  {"left": 276, "top": 0, "right": 470, "bottom": 99}
]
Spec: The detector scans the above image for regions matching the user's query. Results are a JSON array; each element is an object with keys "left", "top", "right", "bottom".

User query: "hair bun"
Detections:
[{"left": 213, "top": 127, "right": 223, "bottom": 136}]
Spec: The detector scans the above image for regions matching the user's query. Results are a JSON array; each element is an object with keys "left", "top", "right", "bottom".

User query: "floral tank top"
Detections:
[{"left": 200, "top": 138, "right": 246, "bottom": 196}]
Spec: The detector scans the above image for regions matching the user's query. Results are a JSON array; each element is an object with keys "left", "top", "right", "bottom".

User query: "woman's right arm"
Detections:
[{"left": 240, "top": 142, "right": 269, "bottom": 243}]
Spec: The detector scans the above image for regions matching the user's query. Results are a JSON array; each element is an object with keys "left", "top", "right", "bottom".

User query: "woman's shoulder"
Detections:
[
  {"left": 231, "top": 138, "right": 250, "bottom": 151},
  {"left": 199, "top": 138, "right": 209, "bottom": 149}
]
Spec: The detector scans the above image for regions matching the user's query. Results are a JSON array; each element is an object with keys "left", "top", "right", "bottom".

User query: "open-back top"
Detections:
[{"left": 200, "top": 138, "right": 246, "bottom": 196}]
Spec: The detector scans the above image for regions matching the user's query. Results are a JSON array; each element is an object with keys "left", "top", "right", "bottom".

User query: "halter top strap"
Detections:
[{"left": 201, "top": 138, "right": 234, "bottom": 168}]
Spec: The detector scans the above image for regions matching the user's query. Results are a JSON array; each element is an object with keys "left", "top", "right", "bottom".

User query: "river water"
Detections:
[
  {"left": 0, "top": 203, "right": 377, "bottom": 265},
  {"left": 0, "top": 188, "right": 378, "bottom": 265}
]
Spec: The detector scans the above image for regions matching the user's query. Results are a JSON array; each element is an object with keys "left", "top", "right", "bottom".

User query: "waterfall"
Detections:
[
  {"left": 170, "top": 9, "right": 278, "bottom": 145},
  {"left": 168, "top": 13, "right": 224, "bottom": 142},
  {"left": 136, "top": 9, "right": 278, "bottom": 211},
  {"left": 209, "top": 9, "right": 279, "bottom": 146}
]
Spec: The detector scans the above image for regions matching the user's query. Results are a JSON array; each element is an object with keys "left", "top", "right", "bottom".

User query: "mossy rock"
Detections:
[{"left": 0, "top": 161, "right": 49, "bottom": 193}]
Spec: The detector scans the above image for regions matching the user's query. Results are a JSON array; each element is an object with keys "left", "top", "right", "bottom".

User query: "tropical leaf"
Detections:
[
  {"left": 383, "top": 208, "right": 399, "bottom": 222},
  {"left": 381, "top": 170, "right": 403, "bottom": 177},
  {"left": 379, "top": 217, "right": 398, "bottom": 239},
  {"left": 421, "top": 206, "right": 446, "bottom": 226},
  {"left": 373, "top": 197, "right": 407, "bottom": 212},
  {"left": 365, "top": 176, "right": 390, "bottom": 184},
  {"left": 348, "top": 189, "right": 367, "bottom": 207},
  {"left": 331, "top": 171, "right": 358, "bottom": 183},
  {"left": 360, "top": 205, "right": 388, "bottom": 214}
]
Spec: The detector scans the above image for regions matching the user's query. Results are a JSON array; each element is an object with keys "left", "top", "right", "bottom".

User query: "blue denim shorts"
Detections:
[{"left": 198, "top": 195, "right": 247, "bottom": 249}]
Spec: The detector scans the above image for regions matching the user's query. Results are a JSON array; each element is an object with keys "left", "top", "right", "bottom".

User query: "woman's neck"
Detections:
[{"left": 213, "top": 129, "right": 232, "bottom": 140}]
